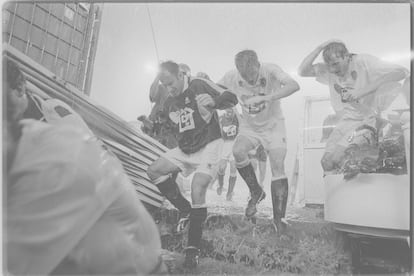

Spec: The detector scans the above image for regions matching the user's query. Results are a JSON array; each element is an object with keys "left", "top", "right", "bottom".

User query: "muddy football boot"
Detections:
[
  {"left": 237, "top": 163, "right": 265, "bottom": 218},
  {"left": 245, "top": 188, "right": 266, "bottom": 218},
  {"left": 183, "top": 246, "right": 200, "bottom": 269},
  {"left": 272, "top": 219, "right": 287, "bottom": 235}
]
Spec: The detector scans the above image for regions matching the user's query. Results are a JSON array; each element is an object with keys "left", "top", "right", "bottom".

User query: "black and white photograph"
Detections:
[{"left": 3, "top": 1, "right": 412, "bottom": 274}]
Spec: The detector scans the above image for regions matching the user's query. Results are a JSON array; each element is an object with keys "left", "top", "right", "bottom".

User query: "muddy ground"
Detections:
[
  {"left": 148, "top": 173, "right": 411, "bottom": 275},
  {"left": 146, "top": 177, "right": 356, "bottom": 275},
  {"left": 156, "top": 210, "right": 352, "bottom": 275}
]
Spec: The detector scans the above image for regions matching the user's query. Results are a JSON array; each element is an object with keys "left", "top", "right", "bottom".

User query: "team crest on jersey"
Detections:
[
  {"left": 169, "top": 110, "right": 180, "bottom": 124},
  {"left": 170, "top": 107, "right": 195, "bottom": 132},
  {"left": 333, "top": 83, "right": 358, "bottom": 103},
  {"left": 223, "top": 125, "right": 237, "bottom": 137},
  {"left": 246, "top": 102, "right": 266, "bottom": 115},
  {"left": 240, "top": 95, "right": 267, "bottom": 115}
]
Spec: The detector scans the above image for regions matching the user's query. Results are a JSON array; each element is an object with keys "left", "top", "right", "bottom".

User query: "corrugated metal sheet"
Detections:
[
  {"left": 5, "top": 44, "right": 165, "bottom": 208},
  {"left": 2, "top": 2, "right": 101, "bottom": 95}
]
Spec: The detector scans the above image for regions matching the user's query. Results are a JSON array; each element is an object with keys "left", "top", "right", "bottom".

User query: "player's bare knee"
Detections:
[
  {"left": 191, "top": 182, "right": 209, "bottom": 205},
  {"left": 271, "top": 161, "right": 285, "bottom": 175},
  {"left": 192, "top": 173, "right": 212, "bottom": 189},
  {"left": 192, "top": 197, "right": 206, "bottom": 206},
  {"left": 232, "top": 145, "right": 247, "bottom": 162}
]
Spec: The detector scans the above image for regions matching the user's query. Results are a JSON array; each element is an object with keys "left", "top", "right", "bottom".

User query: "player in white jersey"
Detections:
[
  {"left": 298, "top": 40, "right": 408, "bottom": 175},
  {"left": 219, "top": 50, "right": 300, "bottom": 234}
]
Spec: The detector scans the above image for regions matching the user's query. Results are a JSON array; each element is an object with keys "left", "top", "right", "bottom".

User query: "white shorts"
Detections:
[
  {"left": 221, "top": 140, "right": 235, "bottom": 161},
  {"left": 162, "top": 138, "right": 223, "bottom": 178},
  {"left": 238, "top": 119, "right": 287, "bottom": 151}
]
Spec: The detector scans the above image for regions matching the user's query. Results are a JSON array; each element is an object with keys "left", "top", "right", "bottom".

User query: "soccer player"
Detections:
[
  {"left": 219, "top": 50, "right": 300, "bottom": 234},
  {"left": 298, "top": 40, "right": 408, "bottom": 175},
  {"left": 146, "top": 61, "right": 237, "bottom": 268}
]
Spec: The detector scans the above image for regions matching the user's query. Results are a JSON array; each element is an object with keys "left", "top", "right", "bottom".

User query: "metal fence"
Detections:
[{"left": 3, "top": 2, "right": 101, "bottom": 94}]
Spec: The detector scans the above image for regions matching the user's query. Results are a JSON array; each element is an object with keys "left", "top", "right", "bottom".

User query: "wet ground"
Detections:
[
  {"left": 150, "top": 176, "right": 354, "bottom": 275},
  {"left": 148, "top": 176, "right": 410, "bottom": 274},
  {"left": 179, "top": 174, "right": 323, "bottom": 223}
]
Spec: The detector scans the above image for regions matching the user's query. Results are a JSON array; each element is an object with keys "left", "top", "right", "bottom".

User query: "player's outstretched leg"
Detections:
[{"left": 148, "top": 159, "right": 192, "bottom": 233}]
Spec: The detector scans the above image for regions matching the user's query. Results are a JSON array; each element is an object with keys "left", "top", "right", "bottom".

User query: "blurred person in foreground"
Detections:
[
  {"left": 219, "top": 50, "right": 300, "bottom": 235},
  {"left": 298, "top": 40, "right": 408, "bottom": 176},
  {"left": 4, "top": 59, "right": 166, "bottom": 275},
  {"left": 146, "top": 61, "right": 237, "bottom": 269}
]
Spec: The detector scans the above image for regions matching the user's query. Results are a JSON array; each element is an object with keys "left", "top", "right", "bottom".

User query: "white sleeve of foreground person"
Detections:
[{"left": 6, "top": 120, "right": 163, "bottom": 275}]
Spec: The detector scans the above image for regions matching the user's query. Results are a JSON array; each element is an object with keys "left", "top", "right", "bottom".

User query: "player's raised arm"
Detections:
[{"left": 298, "top": 39, "right": 343, "bottom": 77}]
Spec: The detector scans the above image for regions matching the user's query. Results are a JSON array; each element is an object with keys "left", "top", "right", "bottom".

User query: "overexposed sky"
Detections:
[
  {"left": 90, "top": 2, "right": 410, "bottom": 176},
  {"left": 91, "top": 3, "right": 410, "bottom": 120}
]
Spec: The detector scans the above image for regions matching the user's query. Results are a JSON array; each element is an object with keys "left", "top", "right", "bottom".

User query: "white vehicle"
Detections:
[{"left": 299, "top": 94, "right": 410, "bottom": 271}]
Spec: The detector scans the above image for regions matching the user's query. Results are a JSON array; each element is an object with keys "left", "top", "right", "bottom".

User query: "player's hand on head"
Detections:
[
  {"left": 321, "top": 39, "right": 343, "bottom": 48},
  {"left": 196, "top": 94, "right": 215, "bottom": 108}
]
